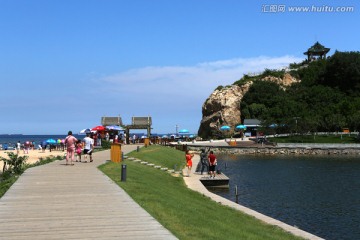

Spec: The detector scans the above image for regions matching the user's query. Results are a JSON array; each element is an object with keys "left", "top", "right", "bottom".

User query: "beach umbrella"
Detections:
[
  {"left": 220, "top": 125, "right": 231, "bottom": 131},
  {"left": 179, "top": 129, "right": 189, "bottom": 134},
  {"left": 269, "top": 123, "right": 278, "bottom": 128},
  {"left": 106, "top": 125, "right": 124, "bottom": 131},
  {"left": 79, "top": 128, "right": 91, "bottom": 134},
  {"left": 92, "top": 126, "right": 106, "bottom": 131},
  {"left": 46, "top": 139, "right": 56, "bottom": 144},
  {"left": 161, "top": 135, "right": 168, "bottom": 138},
  {"left": 235, "top": 125, "right": 247, "bottom": 130}
]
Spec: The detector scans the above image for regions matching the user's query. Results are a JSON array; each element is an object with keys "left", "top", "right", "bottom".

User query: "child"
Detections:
[
  {"left": 76, "top": 140, "right": 82, "bottom": 162},
  {"left": 185, "top": 150, "right": 194, "bottom": 177}
]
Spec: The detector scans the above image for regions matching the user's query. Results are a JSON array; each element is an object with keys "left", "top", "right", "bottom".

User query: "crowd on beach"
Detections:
[
  {"left": 0, "top": 141, "right": 38, "bottom": 152},
  {"left": 0, "top": 131, "right": 99, "bottom": 170}
]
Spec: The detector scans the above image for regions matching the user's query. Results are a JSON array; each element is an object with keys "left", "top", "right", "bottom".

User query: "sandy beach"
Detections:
[{"left": 0, "top": 149, "right": 66, "bottom": 171}]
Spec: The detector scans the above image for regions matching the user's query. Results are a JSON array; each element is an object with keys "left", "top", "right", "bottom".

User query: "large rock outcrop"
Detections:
[{"left": 198, "top": 73, "right": 300, "bottom": 139}]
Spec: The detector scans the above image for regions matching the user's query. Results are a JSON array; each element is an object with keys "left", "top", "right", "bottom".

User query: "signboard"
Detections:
[
  {"left": 132, "top": 117, "right": 152, "bottom": 126},
  {"left": 101, "top": 117, "right": 122, "bottom": 126},
  {"left": 343, "top": 128, "right": 350, "bottom": 133}
]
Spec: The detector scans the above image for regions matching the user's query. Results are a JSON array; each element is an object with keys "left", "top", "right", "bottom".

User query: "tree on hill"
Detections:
[
  {"left": 295, "top": 59, "right": 327, "bottom": 87},
  {"left": 240, "top": 51, "right": 360, "bottom": 134},
  {"left": 322, "top": 51, "right": 360, "bottom": 95}
]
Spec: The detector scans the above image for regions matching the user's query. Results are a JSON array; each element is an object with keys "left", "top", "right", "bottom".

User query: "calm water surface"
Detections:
[
  {"left": 0, "top": 134, "right": 80, "bottom": 147},
  {"left": 212, "top": 154, "right": 360, "bottom": 240}
]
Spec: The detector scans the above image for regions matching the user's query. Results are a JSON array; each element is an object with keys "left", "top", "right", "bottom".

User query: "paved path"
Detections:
[{"left": 0, "top": 145, "right": 177, "bottom": 240}]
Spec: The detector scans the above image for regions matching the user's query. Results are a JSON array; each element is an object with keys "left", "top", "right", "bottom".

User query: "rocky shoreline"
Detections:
[{"left": 185, "top": 144, "right": 360, "bottom": 155}]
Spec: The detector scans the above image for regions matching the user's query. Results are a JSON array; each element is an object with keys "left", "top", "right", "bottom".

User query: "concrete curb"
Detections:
[{"left": 183, "top": 155, "right": 324, "bottom": 240}]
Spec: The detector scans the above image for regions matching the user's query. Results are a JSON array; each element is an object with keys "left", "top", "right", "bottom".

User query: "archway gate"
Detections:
[{"left": 124, "top": 116, "right": 152, "bottom": 144}]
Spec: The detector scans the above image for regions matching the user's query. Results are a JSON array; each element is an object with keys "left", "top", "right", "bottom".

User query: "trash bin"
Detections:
[
  {"left": 229, "top": 140, "right": 237, "bottom": 146},
  {"left": 144, "top": 138, "right": 150, "bottom": 147},
  {"left": 110, "top": 143, "right": 122, "bottom": 163}
]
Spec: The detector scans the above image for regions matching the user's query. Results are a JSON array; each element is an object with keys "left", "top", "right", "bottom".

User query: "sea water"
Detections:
[
  {"left": 213, "top": 154, "right": 360, "bottom": 240},
  {"left": 0, "top": 134, "right": 83, "bottom": 148}
]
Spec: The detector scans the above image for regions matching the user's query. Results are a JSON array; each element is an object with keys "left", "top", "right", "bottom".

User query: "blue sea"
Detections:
[
  {"left": 0, "top": 134, "right": 82, "bottom": 148},
  {"left": 0, "top": 133, "right": 177, "bottom": 148}
]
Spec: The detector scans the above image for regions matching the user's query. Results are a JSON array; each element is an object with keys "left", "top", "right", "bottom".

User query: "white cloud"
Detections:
[
  {"left": 98, "top": 55, "right": 302, "bottom": 97},
  {"left": 92, "top": 55, "right": 302, "bottom": 133}
]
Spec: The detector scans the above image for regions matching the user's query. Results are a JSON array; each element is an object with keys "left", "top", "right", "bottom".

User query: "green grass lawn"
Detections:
[
  {"left": 99, "top": 145, "right": 302, "bottom": 240},
  {"left": 270, "top": 134, "right": 357, "bottom": 144},
  {"left": 126, "top": 145, "right": 186, "bottom": 170},
  {"left": 0, "top": 175, "right": 18, "bottom": 197}
]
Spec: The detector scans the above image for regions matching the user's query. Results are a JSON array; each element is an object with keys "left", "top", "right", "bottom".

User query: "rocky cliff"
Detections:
[{"left": 198, "top": 73, "right": 300, "bottom": 138}]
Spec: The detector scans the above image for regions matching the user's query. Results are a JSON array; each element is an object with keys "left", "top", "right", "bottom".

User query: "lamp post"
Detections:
[
  {"left": 294, "top": 117, "right": 300, "bottom": 134},
  {"left": 175, "top": 124, "right": 179, "bottom": 135}
]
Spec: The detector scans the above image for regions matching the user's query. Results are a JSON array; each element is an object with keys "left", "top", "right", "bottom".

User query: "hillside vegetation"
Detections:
[{"left": 239, "top": 51, "right": 360, "bottom": 134}]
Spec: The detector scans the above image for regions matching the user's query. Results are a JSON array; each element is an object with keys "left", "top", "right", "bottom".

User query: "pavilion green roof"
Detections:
[{"left": 304, "top": 41, "right": 330, "bottom": 55}]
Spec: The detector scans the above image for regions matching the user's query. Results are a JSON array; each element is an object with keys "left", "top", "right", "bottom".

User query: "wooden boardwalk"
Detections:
[
  {"left": 0, "top": 145, "right": 177, "bottom": 240},
  {"left": 199, "top": 173, "right": 229, "bottom": 188}
]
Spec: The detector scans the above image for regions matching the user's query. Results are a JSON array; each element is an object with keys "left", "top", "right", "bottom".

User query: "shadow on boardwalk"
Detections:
[{"left": 0, "top": 145, "right": 177, "bottom": 240}]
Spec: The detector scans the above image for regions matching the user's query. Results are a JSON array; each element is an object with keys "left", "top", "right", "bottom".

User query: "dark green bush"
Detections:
[{"left": 101, "top": 140, "right": 112, "bottom": 149}]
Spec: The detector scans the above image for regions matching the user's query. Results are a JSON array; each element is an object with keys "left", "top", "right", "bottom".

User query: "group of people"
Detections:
[
  {"left": 105, "top": 132, "right": 127, "bottom": 144},
  {"left": 185, "top": 148, "right": 217, "bottom": 178},
  {"left": 64, "top": 131, "right": 94, "bottom": 166},
  {"left": 15, "top": 140, "right": 37, "bottom": 154}
]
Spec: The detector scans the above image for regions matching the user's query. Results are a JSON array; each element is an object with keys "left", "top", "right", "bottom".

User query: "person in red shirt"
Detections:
[
  {"left": 185, "top": 150, "right": 194, "bottom": 177},
  {"left": 208, "top": 150, "right": 217, "bottom": 179}
]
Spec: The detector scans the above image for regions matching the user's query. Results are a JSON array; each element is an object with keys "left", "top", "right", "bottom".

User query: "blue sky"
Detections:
[{"left": 0, "top": 0, "right": 359, "bottom": 135}]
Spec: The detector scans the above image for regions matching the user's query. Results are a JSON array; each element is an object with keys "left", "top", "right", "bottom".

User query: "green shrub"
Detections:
[
  {"left": 0, "top": 152, "right": 28, "bottom": 175},
  {"left": 101, "top": 140, "right": 112, "bottom": 149},
  {"left": 215, "top": 85, "right": 224, "bottom": 91}
]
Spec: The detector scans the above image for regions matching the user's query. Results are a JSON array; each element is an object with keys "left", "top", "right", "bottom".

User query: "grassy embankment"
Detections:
[
  {"left": 270, "top": 134, "right": 357, "bottom": 144},
  {"left": 99, "top": 145, "right": 302, "bottom": 240}
]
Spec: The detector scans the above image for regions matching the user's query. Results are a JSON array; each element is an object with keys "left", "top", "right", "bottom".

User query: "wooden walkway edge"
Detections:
[{"left": 0, "top": 145, "right": 177, "bottom": 240}]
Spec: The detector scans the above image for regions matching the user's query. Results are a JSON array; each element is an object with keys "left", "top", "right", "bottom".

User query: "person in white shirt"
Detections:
[
  {"left": 16, "top": 141, "right": 21, "bottom": 154},
  {"left": 82, "top": 133, "right": 94, "bottom": 163}
]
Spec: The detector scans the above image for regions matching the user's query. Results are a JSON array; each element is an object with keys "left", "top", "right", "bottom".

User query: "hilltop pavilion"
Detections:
[{"left": 304, "top": 41, "right": 330, "bottom": 61}]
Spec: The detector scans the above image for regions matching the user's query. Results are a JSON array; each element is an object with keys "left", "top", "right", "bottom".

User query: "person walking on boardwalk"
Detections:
[
  {"left": 82, "top": 133, "right": 94, "bottom": 163},
  {"left": 185, "top": 150, "right": 194, "bottom": 177},
  {"left": 64, "top": 131, "right": 77, "bottom": 166},
  {"left": 208, "top": 150, "right": 217, "bottom": 179},
  {"left": 75, "top": 140, "right": 82, "bottom": 162},
  {"left": 196, "top": 148, "right": 209, "bottom": 175}
]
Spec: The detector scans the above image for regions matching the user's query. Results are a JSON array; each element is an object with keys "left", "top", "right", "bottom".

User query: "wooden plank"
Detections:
[
  {"left": 131, "top": 117, "right": 152, "bottom": 126},
  {"left": 200, "top": 173, "right": 230, "bottom": 188},
  {"left": 101, "top": 116, "right": 123, "bottom": 126},
  {"left": 0, "top": 147, "right": 177, "bottom": 240}
]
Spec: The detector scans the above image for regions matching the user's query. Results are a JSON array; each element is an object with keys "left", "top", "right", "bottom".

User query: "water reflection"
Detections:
[{"left": 209, "top": 154, "right": 360, "bottom": 240}]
